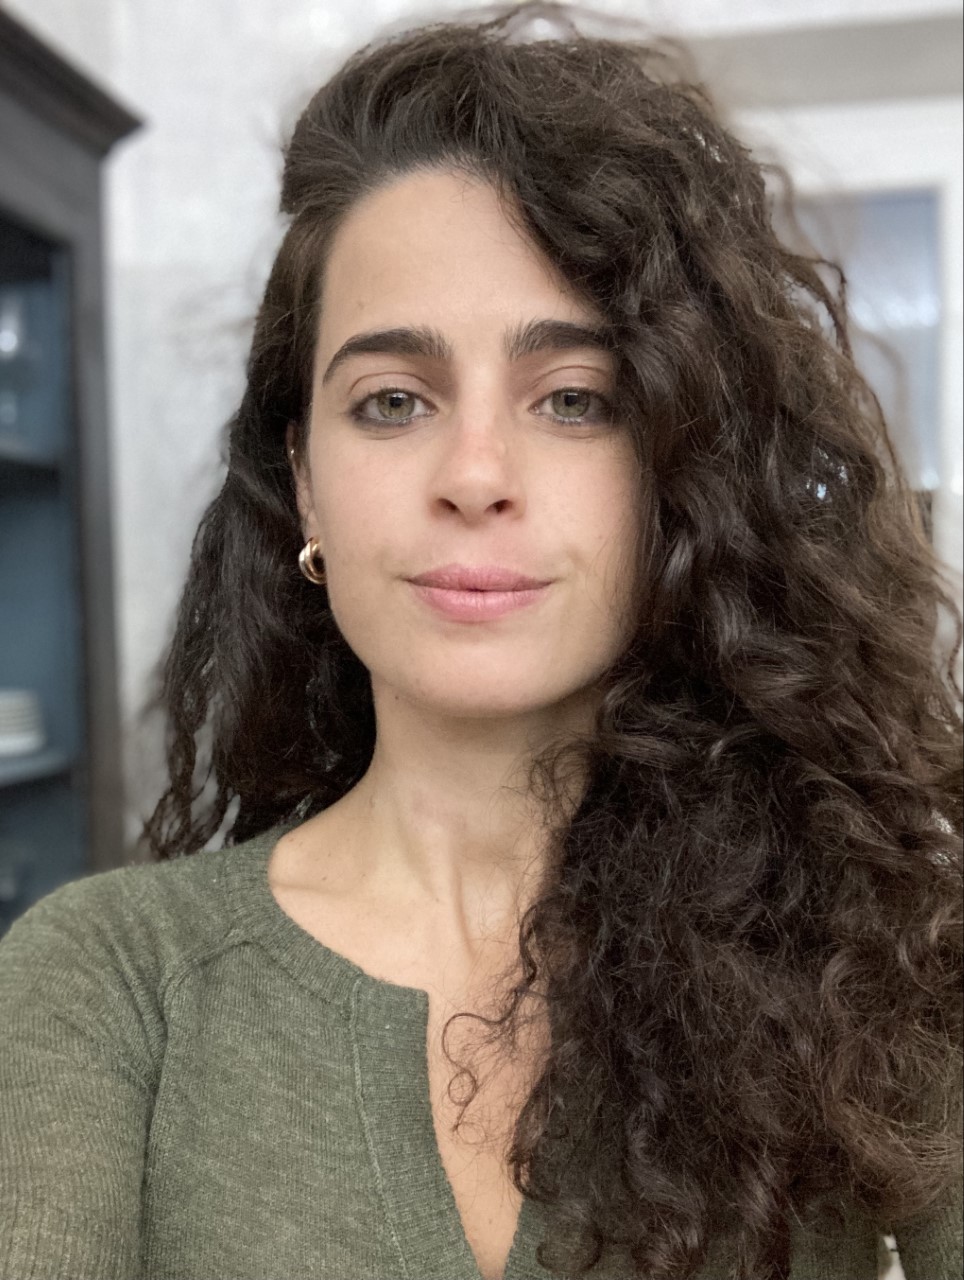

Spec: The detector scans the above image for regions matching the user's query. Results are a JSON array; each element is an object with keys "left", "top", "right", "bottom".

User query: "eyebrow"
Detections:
[{"left": 319, "top": 318, "right": 616, "bottom": 387}]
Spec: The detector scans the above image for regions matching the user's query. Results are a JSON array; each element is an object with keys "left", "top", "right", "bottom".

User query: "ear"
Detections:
[{"left": 285, "top": 421, "right": 318, "bottom": 541}]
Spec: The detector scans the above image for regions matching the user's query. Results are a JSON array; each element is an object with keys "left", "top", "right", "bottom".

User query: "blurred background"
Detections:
[{"left": 0, "top": 0, "right": 961, "bottom": 919}]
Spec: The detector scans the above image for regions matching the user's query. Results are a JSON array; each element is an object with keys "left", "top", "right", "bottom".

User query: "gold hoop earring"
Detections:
[{"left": 298, "top": 537, "right": 327, "bottom": 586}]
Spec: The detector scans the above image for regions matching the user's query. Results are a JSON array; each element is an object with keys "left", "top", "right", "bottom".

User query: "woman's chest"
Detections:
[
  {"left": 147, "top": 863, "right": 557, "bottom": 1279},
  {"left": 424, "top": 999, "right": 546, "bottom": 1280},
  {"left": 143, "top": 978, "right": 412, "bottom": 1277},
  {"left": 269, "top": 866, "right": 548, "bottom": 1279}
]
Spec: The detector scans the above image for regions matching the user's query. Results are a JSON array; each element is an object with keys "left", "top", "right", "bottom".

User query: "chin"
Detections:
[{"left": 387, "top": 670, "right": 580, "bottom": 720}]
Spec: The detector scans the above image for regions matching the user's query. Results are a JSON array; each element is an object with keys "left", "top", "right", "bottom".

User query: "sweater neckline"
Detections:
[
  {"left": 222, "top": 820, "right": 434, "bottom": 1044},
  {"left": 220, "top": 819, "right": 540, "bottom": 1279}
]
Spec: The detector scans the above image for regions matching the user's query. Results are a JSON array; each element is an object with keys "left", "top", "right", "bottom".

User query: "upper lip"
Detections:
[{"left": 408, "top": 564, "right": 552, "bottom": 591}]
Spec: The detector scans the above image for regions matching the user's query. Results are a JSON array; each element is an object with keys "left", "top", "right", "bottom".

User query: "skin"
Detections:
[{"left": 286, "top": 167, "right": 640, "bottom": 970}]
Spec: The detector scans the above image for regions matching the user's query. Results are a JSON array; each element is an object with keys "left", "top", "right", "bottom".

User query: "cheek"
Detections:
[
  {"left": 582, "top": 459, "right": 640, "bottom": 573},
  {"left": 313, "top": 474, "right": 401, "bottom": 638},
  {"left": 583, "top": 470, "right": 643, "bottom": 649},
  {"left": 313, "top": 456, "right": 390, "bottom": 558}
]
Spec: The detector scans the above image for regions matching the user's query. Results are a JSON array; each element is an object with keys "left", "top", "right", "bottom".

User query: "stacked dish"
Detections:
[{"left": 0, "top": 689, "right": 45, "bottom": 756}]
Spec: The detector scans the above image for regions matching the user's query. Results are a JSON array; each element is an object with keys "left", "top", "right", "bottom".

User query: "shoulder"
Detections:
[
  {"left": 5, "top": 843, "right": 226, "bottom": 957},
  {"left": 0, "top": 830, "right": 280, "bottom": 1091},
  {"left": 0, "top": 831, "right": 275, "bottom": 1012}
]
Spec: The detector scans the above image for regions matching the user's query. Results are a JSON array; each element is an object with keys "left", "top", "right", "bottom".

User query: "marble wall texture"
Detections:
[{"left": 2, "top": 0, "right": 961, "bottom": 855}]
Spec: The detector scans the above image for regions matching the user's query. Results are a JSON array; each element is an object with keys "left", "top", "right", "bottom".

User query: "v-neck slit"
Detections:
[
  {"left": 228, "top": 822, "right": 538, "bottom": 1279},
  {"left": 348, "top": 973, "right": 530, "bottom": 1279}
]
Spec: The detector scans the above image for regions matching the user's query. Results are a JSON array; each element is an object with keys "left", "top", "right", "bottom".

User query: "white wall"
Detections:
[{"left": 2, "top": 0, "right": 961, "bottom": 844}]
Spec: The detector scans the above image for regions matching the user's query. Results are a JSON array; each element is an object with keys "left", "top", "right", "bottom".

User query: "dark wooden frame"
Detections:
[{"left": 0, "top": 10, "right": 141, "bottom": 873}]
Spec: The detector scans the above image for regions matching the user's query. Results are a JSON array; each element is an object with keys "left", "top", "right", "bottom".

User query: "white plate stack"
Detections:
[{"left": 0, "top": 689, "right": 45, "bottom": 756}]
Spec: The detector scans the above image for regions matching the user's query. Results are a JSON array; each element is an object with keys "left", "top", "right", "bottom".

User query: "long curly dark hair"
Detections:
[{"left": 141, "top": 3, "right": 963, "bottom": 1276}]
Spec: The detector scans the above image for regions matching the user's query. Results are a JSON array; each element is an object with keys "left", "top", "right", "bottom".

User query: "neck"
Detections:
[{"left": 317, "top": 683, "right": 596, "bottom": 946}]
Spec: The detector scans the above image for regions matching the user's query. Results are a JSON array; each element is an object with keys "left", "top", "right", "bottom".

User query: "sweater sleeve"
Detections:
[
  {"left": 891, "top": 1085, "right": 964, "bottom": 1280},
  {"left": 0, "top": 876, "right": 160, "bottom": 1280},
  {"left": 892, "top": 1176, "right": 963, "bottom": 1280}
]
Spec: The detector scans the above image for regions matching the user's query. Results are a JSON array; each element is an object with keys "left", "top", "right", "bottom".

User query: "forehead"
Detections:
[{"left": 317, "top": 169, "right": 605, "bottom": 350}]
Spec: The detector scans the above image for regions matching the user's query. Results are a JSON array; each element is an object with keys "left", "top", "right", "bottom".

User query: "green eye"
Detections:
[
  {"left": 551, "top": 389, "right": 593, "bottom": 418},
  {"left": 371, "top": 389, "right": 420, "bottom": 420}
]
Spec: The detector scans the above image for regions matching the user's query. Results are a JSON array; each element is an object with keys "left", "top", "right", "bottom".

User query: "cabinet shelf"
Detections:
[
  {"left": 0, "top": 435, "right": 62, "bottom": 479},
  {"left": 0, "top": 9, "right": 139, "bottom": 926},
  {"left": 0, "top": 432, "right": 61, "bottom": 463},
  {"left": 0, "top": 747, "right": 73, "bottom": 788}
]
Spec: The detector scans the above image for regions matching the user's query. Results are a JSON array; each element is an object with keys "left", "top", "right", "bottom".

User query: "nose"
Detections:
[{"left": 427, "top": 402, "right": 527, "bottom": 522}]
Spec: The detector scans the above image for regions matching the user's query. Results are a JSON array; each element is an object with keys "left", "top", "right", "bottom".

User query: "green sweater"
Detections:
[{"left": 0, "top": 822, "right": 960, "bottom": 1280}]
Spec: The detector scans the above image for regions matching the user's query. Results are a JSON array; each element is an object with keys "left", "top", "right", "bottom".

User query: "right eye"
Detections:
[{"left": 348, "top": 387, "right": 432, "bottom": 426}]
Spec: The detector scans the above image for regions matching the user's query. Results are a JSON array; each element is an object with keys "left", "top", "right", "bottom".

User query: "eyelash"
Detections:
[{"left": 347, "top": 385, "right": 614, "bottom": 428}]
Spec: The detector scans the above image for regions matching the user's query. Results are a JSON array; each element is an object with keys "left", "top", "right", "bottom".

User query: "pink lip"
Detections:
[
  {"left": 409, "top": 582, "right": 551, "bottom": 622},
  {"left": 408, "top": 563, "right": 551, "bottom": 591}
]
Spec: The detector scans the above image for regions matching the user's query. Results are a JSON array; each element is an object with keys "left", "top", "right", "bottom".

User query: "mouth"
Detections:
[
  {"left": 407, "top": 563, "right": 552, "bottom": 592},
  {"left": 407, "top": 580, "right": 552, "bottom": 622}
]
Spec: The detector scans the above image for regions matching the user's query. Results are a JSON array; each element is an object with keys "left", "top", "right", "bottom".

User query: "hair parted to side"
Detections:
[{"left": 142, "top": 3, "right": 963, "bottom": 1276}]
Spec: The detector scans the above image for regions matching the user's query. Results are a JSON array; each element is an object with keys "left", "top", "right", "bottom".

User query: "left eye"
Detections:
[
  {"left": 546, "top": 388, "right": 608, "bottom": 421},
  {"left": 348, "top": 386, "right": 613, "bottom": 427}
]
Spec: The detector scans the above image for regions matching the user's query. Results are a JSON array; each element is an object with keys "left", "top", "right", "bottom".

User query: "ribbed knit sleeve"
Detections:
[
  {"left": 893, "top": 1178, "right": 963, "bottom": 1280},
  {"left": 891, "top": 1082, "right": 964, "bottom": 1280},
  {"left": 0, "top": 876, "right": 163, "bottom": 1280}
]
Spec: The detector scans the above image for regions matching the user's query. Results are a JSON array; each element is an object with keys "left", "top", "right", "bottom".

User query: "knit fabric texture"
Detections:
[{"left": 1, "top": 821, "right": 960, "bottom": 1279}]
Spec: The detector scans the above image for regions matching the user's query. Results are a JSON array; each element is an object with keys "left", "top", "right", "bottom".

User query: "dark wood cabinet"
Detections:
[{"left": 0, "top": 10, "right": 140, "bottom": 932}]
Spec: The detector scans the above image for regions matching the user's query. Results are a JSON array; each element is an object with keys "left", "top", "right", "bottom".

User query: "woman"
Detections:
[{"left": 1, "top": 3, "right": 960, "bottom": 1278}]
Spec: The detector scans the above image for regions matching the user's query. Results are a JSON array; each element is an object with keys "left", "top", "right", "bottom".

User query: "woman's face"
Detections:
[{"left": 293, "top": 168, "right": 640, "bottom": 724}]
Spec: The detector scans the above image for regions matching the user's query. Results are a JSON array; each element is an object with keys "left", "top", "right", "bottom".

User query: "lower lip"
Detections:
[{"left": 409, "top": 582, "right": 550, "bottom": 621}]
